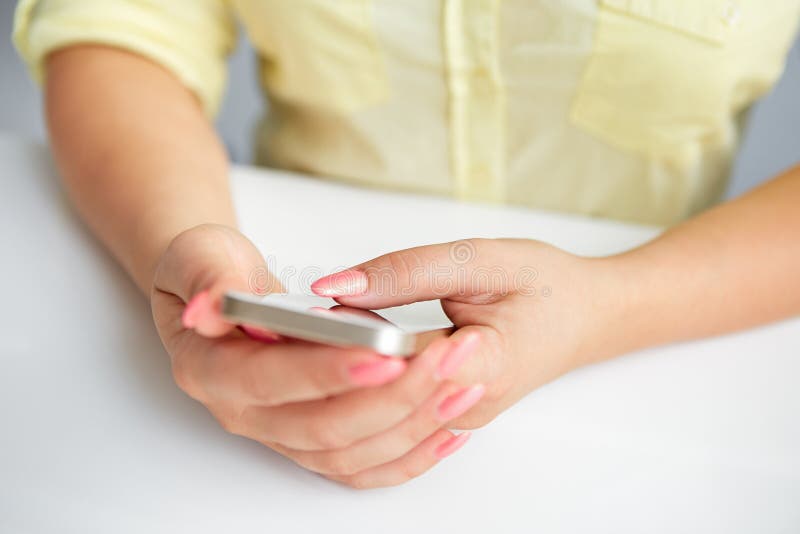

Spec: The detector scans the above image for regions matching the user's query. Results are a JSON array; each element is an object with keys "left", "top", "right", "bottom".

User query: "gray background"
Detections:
[{"left": 1, "top": 2, "right": 798, "bottom": 197}]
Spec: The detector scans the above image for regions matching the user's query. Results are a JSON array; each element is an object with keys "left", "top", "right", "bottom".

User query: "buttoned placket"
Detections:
[{"left": 443, "top": 0, "right": 506, "bottom": 203}]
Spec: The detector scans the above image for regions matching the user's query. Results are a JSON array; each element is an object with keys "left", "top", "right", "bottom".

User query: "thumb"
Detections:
[
  {"left": 153, "top": 224, "right": 283, "bottom": 337},
  {"left": 311, "top": 238, "right": 525, "bottom": 309}
]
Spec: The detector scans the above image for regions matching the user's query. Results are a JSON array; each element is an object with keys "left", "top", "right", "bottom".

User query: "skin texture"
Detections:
[{"left": 45, "top": 45, "right": 800, "bottom": 489}]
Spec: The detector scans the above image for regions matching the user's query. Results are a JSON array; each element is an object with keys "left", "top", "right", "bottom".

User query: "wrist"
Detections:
[{"left": 576, "top": 253, "right": 650, "bottom": 365}]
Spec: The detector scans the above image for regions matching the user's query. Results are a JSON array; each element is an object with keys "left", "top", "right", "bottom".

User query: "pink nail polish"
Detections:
[
  {"left": 436, "top": 332, "right": 481, "bottom": 380},
  {"left": 182, "top": 291, "right": 210, "bottom": 329},
  {"left": 241, "top": 324, "right": 280, "bottom": 343},
  {"left": 434, "top": 432, "right": 472, "bottom": 460},
  {"left": 348, "top": 358, "right": 406, "bottom": 386},
  {"left": 437, "top": 384, "right": 486, "bottom": 421},
  {"left": 311, "top": 270, "right": 368, "bottom": 297}
]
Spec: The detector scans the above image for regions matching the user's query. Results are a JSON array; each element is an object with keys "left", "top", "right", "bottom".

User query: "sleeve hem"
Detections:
[{"left": 12, "top": 0, "right": 230, "bottom": 118}]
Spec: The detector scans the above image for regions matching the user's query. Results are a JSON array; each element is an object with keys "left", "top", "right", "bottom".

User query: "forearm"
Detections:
[
  {"left": 600, "top": 164, "right": 800, "bottom": 358},
  {"left": 45, "top": 45, "right": 236, "bottom": 294}
]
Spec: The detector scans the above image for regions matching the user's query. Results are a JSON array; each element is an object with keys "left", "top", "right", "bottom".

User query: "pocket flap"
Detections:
[{"left": 600, "top": 0, "right": 737, "bottom": 43}]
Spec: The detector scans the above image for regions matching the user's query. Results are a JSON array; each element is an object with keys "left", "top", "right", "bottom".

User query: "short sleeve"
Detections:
[{"left": 12, "top": 0, "right": 237, "bottom": 117}]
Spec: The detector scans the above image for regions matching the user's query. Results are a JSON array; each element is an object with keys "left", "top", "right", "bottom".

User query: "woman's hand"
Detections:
[
  {"left": 151, "top": 224, "right": 487, "bottom": 488},
  {"left": 311, "top": 238, "right": 622, "bottom": 431}
]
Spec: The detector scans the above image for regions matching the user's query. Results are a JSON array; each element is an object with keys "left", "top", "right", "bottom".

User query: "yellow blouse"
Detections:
[{"left": 13, "top": 0, "right": 800, "bottom": 225}]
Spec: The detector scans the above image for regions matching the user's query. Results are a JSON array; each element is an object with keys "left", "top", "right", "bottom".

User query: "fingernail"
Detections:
[
  {"left": 437, "top": 384, "right": 486, "bottom": 421},
  {"left": 436, "top": 332, "right": 481, "bottom": 380},
  {"left": 434, "top": 431, "right": 472, "bottom": 460},
  {"left": 311, "top": 270, "right": 368, "bottom": 297},
  {"left": 348, "top": 358, "right": 406, "bottom": 386},
  {"left": 182, "top": 290, "right": 210, "bottom": 329},
  {"left": 240, "top": 324, "right": 280, "bottom": 343}
]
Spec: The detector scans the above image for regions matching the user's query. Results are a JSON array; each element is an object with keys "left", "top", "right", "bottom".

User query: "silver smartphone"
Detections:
[{"left": 221, "top": 291, "right": 417, "bottom": 357}]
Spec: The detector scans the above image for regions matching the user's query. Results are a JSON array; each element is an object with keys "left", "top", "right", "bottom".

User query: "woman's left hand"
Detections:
[{"left": 300, "top": 238, "right": 622, "bottom": 486}]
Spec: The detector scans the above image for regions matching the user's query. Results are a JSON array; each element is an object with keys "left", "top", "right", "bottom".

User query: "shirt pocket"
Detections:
[
  {"left": 569, "top": 0, "right": 796, "bottom": 162},
  {"left": 239, "top": 0, "right": 388, "bottom": 113}
]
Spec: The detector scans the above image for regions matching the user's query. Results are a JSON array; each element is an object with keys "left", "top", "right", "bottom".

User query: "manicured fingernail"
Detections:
[
  {"left": 437, "top": 384, "right": 486, "bottom": 421},
  {"left": 436, "top": 332, "right": 481, "bottom": 380},
  {"left": 240, "top": 324, "right": 280, "bottom": 343},
  {"left": 348, "top": 358, "right": 406, "bottom": 386},
  {"left": 434, "top": 431, "right": 472, "bottom": 460},
  {"left": 311, "top": 270, "right": 368, "bottom": 297},
  {"left": 182, "top": 290, "right": 210, "bottom": 329}
]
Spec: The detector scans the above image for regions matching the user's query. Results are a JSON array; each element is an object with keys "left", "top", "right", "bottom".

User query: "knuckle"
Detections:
[
  {"left": 321, "top": 453, "right": 358, "bottom": 477},
  {"left": 408, "top": 398, "right": 456, "bottom": 445},
  {"left": 479, "top": 326, "right": 511, "bottom": 387},
  {"left": 241, "top": 364, "right": 278, "bottom": 406},
  {"left": 217, "top": 412, "right": 245, "bottom": 436},
  {"left": 450, "top": 407, "right": 496, "bottom": 430},
  {"left": 220, "top": 343, "right": 280, "bottom": 406},
  {"left": 308, "top": 419, "right": 349, "bottom": 450},
  {"left": 341, "top": 475, "right": 371, "bottom": 490},
  {"left": 397, "top": 461, "right": 422, "bottom": 484},
  {"left": 211, "top": 404, "right": 251, "bottom": 437},
  {"left": 406, "top": 425, "right": 434, "bottom": 450},
  {"left": 171, "top": 357, "right": 201, "bottom": 399},
  {"left": 306, "top": 362, "right": 339, "bottom": 397},
  {"left": 387, "top": 249, "right": 424, "bottom": 287},
  {"left": 391, "top": 384, "right": 422, "bottom": 416}
]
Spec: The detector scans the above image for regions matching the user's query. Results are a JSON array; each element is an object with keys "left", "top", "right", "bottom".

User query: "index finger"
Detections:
[{"left": 172, "top": 333, "right": 409, "bottom": 407}]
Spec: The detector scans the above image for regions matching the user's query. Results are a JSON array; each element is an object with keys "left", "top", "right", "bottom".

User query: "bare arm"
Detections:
[
  {"left": 45, "top": 45, "right": 236, "bottom": 293},
  {"left": 602, "top": 164, "right": 800, "bottom": 358}
]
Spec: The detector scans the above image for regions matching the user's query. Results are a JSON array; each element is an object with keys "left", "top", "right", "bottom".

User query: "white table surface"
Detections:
[{"left": 1, "top": 135, "right": 798, "bottom": 533}]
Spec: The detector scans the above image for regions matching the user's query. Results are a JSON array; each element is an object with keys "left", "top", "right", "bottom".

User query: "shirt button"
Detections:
[
  {"left": 473, "top": 65, "right": 490, "bottom": 79},
  {"left": 721, "top": 2, "right": 742, "bottom": 27},
  {"left": 471, "top": 164, "right": 493, "bottom": 184}
]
